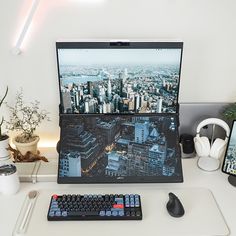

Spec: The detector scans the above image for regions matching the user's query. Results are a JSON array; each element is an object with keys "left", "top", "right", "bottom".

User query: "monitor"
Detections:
[
  {"left": 57, "top": 114, "right": 183, "bottom": 183},
  {"left": 56, "top": 41, "right": 183, "bottom": 184},
  {"left": 222, "top": 120, "right": 236, "bottom": 177},
  {"left": 56, "top": 41, "right": 183, "bottom": 115}
]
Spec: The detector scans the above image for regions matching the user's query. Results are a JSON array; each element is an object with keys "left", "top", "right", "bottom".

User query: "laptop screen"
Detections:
[{"left": 56, "top": 42, "right": 183, "bottom": 114}]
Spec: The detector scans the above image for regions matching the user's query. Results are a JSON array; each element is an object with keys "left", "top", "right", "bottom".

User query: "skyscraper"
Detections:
[
  {"left": 135, "top": 121, "right": 149, "bottom": 144},
  {"left": 87, "top": 81, "right": 93, "bottom": 95},
  {"left": 107, "top": 78, "right": 112, "bottom": 101},
  {"left": 157, "top": 97, "right": 163, "bottom": 113},
  {"left": 119, "top": 79, "right": 123, "bottom": 96},
  {"left": 75, "top": 91, "right": 80, "bottom": 107},
  {"left": 59, "top": 152, "right": 82, "bottom": 177},
  {"left": 84, "top": 100, "right": 89, "bottom": 113},
  {"left": 62, "top": 90, "right": 72, "bottom": 113},
  {"left": 135, "top": 94, "right": 140, "bottom": 111},
  {"left": 103, "top": 102, "right": 107, "bottom": 113}
]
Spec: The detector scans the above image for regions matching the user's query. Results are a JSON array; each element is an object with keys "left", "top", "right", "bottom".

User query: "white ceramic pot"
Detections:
[
  {"left": 0, "top": 135, "right": 10, "bottom": 160},
  {"left": 13, "top": 136, "right": 40, "bottom": 155}
]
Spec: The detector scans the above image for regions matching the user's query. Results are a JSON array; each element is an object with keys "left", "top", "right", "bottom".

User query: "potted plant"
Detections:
[
  {"left": 0, "top": 87, "right": 10, "bottom": 160},
  {"left": 6, "top": 90, "right": 50, "bottom": 156},
  {"left": 222, "top": 103, "right": 236, "bottom": 122}
]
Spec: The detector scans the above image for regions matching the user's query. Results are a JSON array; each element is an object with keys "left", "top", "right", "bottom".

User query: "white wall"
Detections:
[{"left": 0, "top": 0, "right": 236, "bottom": 146}]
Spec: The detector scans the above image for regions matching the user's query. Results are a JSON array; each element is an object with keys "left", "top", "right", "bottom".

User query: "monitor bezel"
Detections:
[
  {"left": 56, "top": 41, "right": 184, "bottom": 115},
  {"left": 222, "top": 120, "right": 236, "bottom": 177},
  {"left": 57, "top": 113, "right": 183, "bottom": 184}
]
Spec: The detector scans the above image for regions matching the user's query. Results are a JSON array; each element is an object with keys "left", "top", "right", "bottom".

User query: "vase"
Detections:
[{"left": 13, "top": 136, "right": 40, "bottom": 155}]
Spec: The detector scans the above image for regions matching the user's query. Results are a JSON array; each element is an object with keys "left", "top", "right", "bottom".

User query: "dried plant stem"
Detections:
[{"left": 7, "top": 145, "right": 48, "bottom": 162}]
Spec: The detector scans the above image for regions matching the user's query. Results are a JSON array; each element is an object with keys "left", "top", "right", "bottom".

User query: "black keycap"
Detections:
[
  {"left": 125, "top": 211, "right": 130, "bottom": 216},
  {"left": 131, "top": 211, "right": 136, "bottom": 217}
]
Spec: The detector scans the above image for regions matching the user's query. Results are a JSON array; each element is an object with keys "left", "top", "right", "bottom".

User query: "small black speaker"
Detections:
[{"left": 180, "top": 134, "right": 195, "bottom": 154}]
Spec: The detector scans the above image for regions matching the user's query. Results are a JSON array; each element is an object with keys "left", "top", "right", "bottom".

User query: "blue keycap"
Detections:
[
  {"left": 119, "top": 211, "right": 124, "bottom": 216},
  {"left": 115, "top": 198, "right": 123, "bottom": 204},
  {"left": 106, "top": 211, "right": 111, "bottom": 216},
  {"left": 62, "top": 211, "right": 67, "bottom": 217},
  {"left": 55, "top": 211, "right": 61, "bottom": 216},
  {"left": 51, "top": 207, "right": 58, "bottom": 211},
  {"left": 112, "top": 211, "right": 118, "bottom": 216},
  {"left": 130, "top": 203, "right": 135, "bottom": 207},
  {"left": 99, "top": 211, "right": 105, "bottom": 216},
  {"left": 49, "top": 211, "right": 55, "bottom": 217}
]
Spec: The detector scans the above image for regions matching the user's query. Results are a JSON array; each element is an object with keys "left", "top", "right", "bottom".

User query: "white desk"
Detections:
[{"left": 0, "top": 157, "right": 235, "bottom": 236}]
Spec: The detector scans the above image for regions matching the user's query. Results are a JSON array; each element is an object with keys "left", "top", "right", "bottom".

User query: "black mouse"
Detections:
[{"left": 166, "top": 192, "right": 185, "bottom": 217}]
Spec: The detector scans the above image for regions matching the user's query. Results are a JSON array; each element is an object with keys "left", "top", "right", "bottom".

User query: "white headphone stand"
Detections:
[
  {"left": 197, "top": 156, "right": 220, "bottom": 171},
  {"left": 195, "top": 118, "right": 230, "bottom": 172}
]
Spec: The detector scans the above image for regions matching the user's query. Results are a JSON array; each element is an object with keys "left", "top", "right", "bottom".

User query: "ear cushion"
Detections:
[
  {"left": 210, "top": 138, "right": 226, "bottom": 159},
  {"left": 194, "top": 136, "right": 211, "bottom": 157}
]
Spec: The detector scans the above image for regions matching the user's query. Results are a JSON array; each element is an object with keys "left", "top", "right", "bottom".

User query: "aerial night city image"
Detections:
[
  {"left": 59, "top": 115, "right": 182, "bottom": 178},
  {"left": 58, "top": 48, "right": 182, "bottom": 114}
]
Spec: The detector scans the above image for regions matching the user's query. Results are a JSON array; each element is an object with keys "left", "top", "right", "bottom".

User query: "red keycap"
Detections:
[
  {"left": 53, "top": 194, "right": 58, "bottom": 200},
  {"left": 113, "top": 204, "right": 124, "bottom": 209}
]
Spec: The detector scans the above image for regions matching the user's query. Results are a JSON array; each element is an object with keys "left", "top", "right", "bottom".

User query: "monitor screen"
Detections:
[
  {"left": 222, "top": 120, "right": 236, "bottom": 176},
  {"left": 57, "top": 114, "right": 183, "bottom": 183},
  {"left": 56, "top": 42, "right": 183, "bottom": 114}
]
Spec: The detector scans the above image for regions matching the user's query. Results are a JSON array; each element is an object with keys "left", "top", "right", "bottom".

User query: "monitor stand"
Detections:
[{"left": 228, "top": 175, "right": 236, "bottom": 187}]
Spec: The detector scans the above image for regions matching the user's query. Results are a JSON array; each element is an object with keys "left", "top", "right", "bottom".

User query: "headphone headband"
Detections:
[{"left": 196, "top": 118, "right": 230, "bottom": 138}]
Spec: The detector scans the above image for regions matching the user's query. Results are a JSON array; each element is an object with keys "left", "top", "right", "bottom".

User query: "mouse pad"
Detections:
[{"left": 13, "top": 187, "right": 229, "bottom": 236}]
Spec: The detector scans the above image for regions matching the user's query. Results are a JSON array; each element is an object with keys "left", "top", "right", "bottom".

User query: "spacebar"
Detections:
[{"left": 68, "top": 211, "right": 99, "bottom": 216}]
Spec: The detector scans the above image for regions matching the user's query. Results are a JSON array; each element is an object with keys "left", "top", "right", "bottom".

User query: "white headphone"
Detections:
[{"left": 194, "top": 118, "right": 230, "bottom": 171}]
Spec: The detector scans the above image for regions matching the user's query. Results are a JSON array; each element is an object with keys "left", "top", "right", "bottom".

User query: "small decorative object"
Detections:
[
  {"left": 6, "top": 89, "right": 50, "bottom": 157},
  {"left": 222, "top": 103, "right": 236, "bottom": 122},
  {"left": 0, "top": 87, "right": 10, "bottom": 161}
]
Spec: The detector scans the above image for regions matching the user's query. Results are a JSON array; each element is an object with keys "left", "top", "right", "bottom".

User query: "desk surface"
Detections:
[{"left": 0, "top": 157, "right": 235, "bottom": 236}]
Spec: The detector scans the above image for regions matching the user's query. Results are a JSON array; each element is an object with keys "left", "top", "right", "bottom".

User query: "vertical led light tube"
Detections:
[{"left": 12, "top": 0, "right": 41, "bottom": 55}]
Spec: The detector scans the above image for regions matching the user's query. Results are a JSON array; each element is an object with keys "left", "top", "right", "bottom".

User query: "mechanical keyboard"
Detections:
[{"left": 47, "top": 194, "right": 142, "bottom": 221}]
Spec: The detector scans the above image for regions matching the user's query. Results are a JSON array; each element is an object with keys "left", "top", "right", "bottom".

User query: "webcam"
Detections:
[{"left": 109, "top": 41, "right": 130, "bottom": 46}]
